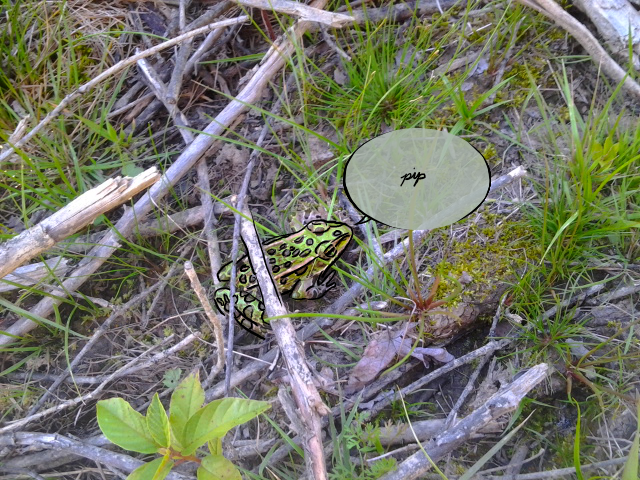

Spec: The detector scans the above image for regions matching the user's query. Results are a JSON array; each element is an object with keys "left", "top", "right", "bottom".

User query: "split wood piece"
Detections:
[
  {"left": 30, "top": 203, "right": 231, "bottom": 258},
  {"left": 238, "top": 206, "right": 329, "bottom": 480},
  {"left": 516, "top": 0, "right": 640, "bottom": 101},
  {"left": 0, "top": 168, "right": 160, "bottom": 280},
  {"left": 0, "top": 1, "right": 322, "bottom": 347},
  {"left": 235, "top": 0, "right": 353, "bottom": 26},
  {"left": 0, "top": 257, "right": 69, "bottom": 293},
  {"left": 377, "top": 363, "right": 550, "bottom": 480}
]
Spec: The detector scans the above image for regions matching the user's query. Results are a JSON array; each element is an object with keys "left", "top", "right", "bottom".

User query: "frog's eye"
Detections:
[{"left": 307, "top": 220, "right": 328, "bottom": 234}]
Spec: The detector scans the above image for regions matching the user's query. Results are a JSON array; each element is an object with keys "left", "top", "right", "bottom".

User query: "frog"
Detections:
[{"left": 213, "top": 220, "right": 353, "bottom": 339}]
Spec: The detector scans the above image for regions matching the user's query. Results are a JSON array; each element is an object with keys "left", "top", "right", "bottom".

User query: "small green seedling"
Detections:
[{"left": 97, "top": 372, "right": 270, "bottom": 480}]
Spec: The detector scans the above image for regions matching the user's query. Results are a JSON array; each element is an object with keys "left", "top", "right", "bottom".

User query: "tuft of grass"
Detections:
[
  {"left": 508, "top": 63, "right": 640, "bottom": 472},
  {"left": 522, "top": 65, "right": 640, "bottom": 281}
]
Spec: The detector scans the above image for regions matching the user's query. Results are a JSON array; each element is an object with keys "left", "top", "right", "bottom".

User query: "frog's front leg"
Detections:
[
  {"left": 214, "top": 288, "right": 267, "bottom": 338},
  {"left": 290, "top": 270, "right": 337, "bottom": 300}
]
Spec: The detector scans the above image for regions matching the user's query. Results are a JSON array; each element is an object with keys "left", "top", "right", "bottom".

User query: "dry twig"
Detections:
[
  {"left": 1, "top": 333, "right": 202, "bottom": 434},
  {"left": 0, "top": 16, "right": 249, "bottom": 163},
  {"left": 184, "top": 261, "right": 225, "bottom": 378},
  {"left": 235, "top": 0, "right": 353, "bottom": 26},
  {"left": 0, "top": 0, "right": 326, "bottom": 345},
  {"left": 0, "top": 432, "right": 192, "bottom": 480}
]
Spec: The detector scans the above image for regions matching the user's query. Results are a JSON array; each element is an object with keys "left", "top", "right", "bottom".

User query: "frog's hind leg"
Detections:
[
  {"left": 290, "top": 270, "right": 338, "bottom": 300},
  {"left": 214, "top": 288, "right": 267, "bottom": 339}
]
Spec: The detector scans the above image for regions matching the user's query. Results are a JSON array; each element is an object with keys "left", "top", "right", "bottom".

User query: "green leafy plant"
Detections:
[
  {"left": 328, "top": 408, "right": 396, "bottom": 480},
  {"left": 97, "top": 372, "right": 270, "bottom": 480}
]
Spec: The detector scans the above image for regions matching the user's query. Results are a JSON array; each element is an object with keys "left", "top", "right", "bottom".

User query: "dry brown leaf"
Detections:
[{"left": 346, "top": 324, "right": 453, "bottom": 394}]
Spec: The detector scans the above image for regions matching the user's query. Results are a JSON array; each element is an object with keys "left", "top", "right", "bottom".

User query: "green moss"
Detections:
[
  {"left": 431, "top": 213, "right": 542, "bottom": 303},
  {"left": 482, "top": 143, "right": 498, "bottom": 163}
]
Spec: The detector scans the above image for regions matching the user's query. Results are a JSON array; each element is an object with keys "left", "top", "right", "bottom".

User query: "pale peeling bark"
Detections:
[
  {"left": 0, "top": 168, "right": 160, "bottom": 279},
  {"left": 0, "top": 257, "right": 70, "bottom": 292}
]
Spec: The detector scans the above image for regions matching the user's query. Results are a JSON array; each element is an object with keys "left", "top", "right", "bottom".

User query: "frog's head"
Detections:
[{"left": 306, "top": 220, "right": 353, "bottom": 261}]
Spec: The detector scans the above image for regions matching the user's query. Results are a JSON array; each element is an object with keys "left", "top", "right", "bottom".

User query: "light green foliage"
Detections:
[
  {"left": 328, "top": 408, "right": 396, "bottom": 480},
  {"left": 97, "top": 397, "right": 159, "bottom": 454},
  {"left": 162, "top": 368, "right": 183, "bottom": 389},
  {"left": 199, "top": 455, "right": 242, "bottom": 480},
  {"left": 621, "top": 400, "right": 640, "bottom": 480},
  {"left": 97, "top": 372, "right": 270, "bottom": 480}
]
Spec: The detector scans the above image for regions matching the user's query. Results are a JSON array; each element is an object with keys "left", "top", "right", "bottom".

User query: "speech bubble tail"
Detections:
[{"left": 354, "top": 215, "right": 372, "bottom": 226}]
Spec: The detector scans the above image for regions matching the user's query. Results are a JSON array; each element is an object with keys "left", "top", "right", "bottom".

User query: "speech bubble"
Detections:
[{"left": 343, "top": 128, "right": 490, "bottom": 230}]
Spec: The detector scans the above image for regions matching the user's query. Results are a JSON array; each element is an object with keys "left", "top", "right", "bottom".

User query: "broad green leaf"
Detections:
[
  {"left": 183, "top": 398, "right": 270, "bottom": 455},
  {"left": 169, "top": 372, "right": 204, "bottom": 450},
  {"left": 147, "top": 394, "right": 170, "bottom": 448},
  {"left": 197, "top": 455, "right": 242, "bottom": 480},
  {"left": 97, "top": 398, "right": 158, "bottom": 454},
  {"left": 126, "top": 457, "right": 174, "bottom": 480},
  {"left": 621, "top": 400, "right": 640, "bottom": 480}
]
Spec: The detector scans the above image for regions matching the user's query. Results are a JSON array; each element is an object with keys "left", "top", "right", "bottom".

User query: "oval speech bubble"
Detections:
[{"left": 343, "top": 128, "right": 490, "bottom": 230}]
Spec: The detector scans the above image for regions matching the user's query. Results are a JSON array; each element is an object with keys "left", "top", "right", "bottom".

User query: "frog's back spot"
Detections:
[
  {"left": 284, "top": 261, "right": 292, "bottom": 268},
  {"left": 294, "top": 236, "right": 304, "bottom": 244},
  {"left": 282, "top": 250, "right": 291, "bottom": 257},
  {"left": 306, "top": 238, "right": 314, "bottom": 246},
  {"left": 249, "top": 275, "right": 256, "bottom": 283},
  {"left": 267, "top": 248, "right": 276, "bottom": 255},
  {"left": 272, "top": 265, "right": 281, "bottom": 273},
  {"left": 280, "top": 277, "right": 288, "bottom": 285},
  {"left": 269, "top": 257, "right": 276, "bottom": 264},
  {"left": 290, "top": 249, "right": 300, "bottom": 257},
  {"left": 300, "top": 248, "right": 311, "bottom": 257},
  {"left": 294, "top": 265, "right": 308, "bottom": 276},
  {"left": 240, "top": 264, "right": 250, "bottom": 272}
]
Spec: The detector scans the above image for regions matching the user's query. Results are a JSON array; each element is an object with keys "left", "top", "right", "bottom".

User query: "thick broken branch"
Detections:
[{"left": 235, "top": 0, "right": 353, "bottom": 26}]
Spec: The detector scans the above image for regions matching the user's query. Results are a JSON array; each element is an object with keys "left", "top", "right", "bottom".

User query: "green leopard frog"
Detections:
[{"left": 214, "top": 220, "right": 353, "bottom": 338}]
